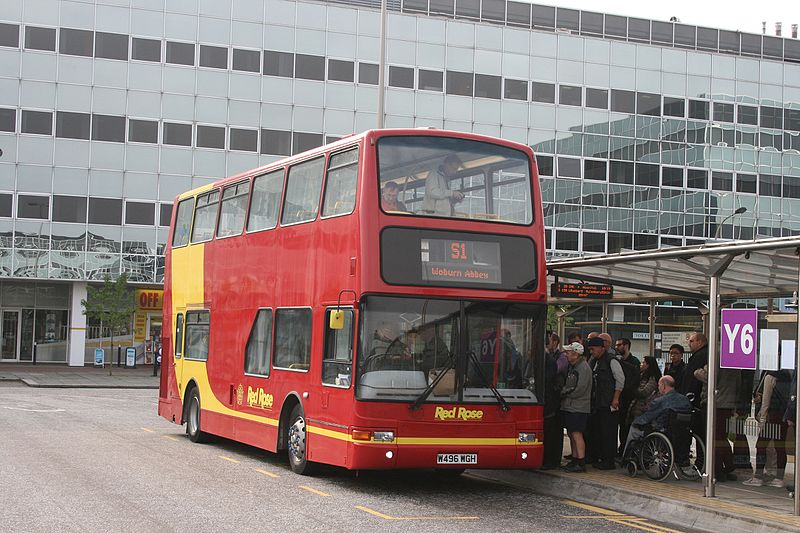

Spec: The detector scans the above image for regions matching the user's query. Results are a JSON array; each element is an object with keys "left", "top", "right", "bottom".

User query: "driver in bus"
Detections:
[
  {"left": 380, "top": 181, "right": 408, "bottom": 212},
  {"left": 417, "top": 324, "right": 451, "bottom": 376},
  {"left": 422, "top": 155, "right": 465, "bottom": 216}
]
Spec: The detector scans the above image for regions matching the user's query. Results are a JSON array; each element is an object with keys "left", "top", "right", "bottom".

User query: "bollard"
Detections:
[
  {"left": 32, "top": 342, "right": 37, "bottom": 365},
  {"left": 117, "top": 346, "right": 121, "bottom": 367}
]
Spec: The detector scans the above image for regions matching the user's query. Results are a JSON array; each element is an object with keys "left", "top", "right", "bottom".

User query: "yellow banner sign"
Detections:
[{"left": 136, "top": 289, "right": 164, "bottom": 311}]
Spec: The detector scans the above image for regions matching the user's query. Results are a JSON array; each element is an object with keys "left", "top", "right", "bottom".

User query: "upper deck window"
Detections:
[
  {"left": 217, "top": 180, "right": 250, "bottom": 238},
  {"left": 377, "top": 136, "right": 533, "bottom": 225},
  {"left": 172, "top": 197, "right": 194, "bottom": 247},
  {"left": 191, "top": 190, "right": 219, "bottom": 243},
  {"left": 281, "top": 157, "right": 325, "bottom": 226},
  {"left": 247, "top": 169, "right": 284, "bottom": 232},
  {"left": 321, "top": 147, "right": 359, "bottom": 217}
]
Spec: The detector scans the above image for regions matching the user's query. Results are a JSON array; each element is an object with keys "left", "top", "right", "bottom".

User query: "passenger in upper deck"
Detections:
[
  {"left": 422, "top": 155, "right": 465, "bottom": 216},
  {"left": 380, "top": 181, "right": 408, "bottom": 212}
]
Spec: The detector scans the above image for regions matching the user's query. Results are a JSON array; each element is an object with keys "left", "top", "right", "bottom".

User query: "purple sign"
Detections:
[{"left": 720, "top": 309, "right": 758, "bottom": 369}]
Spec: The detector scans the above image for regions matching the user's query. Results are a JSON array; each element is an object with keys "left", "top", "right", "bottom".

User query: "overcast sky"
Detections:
[{"left": 544, "top": 0, "right": 800, "bottom": 35}]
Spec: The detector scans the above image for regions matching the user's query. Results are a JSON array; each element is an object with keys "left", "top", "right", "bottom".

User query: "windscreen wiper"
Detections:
[
  {"left": 466, "top": 351, "right": 511, "bottom": 412},
  {"left": 409, "top": 356, "right": 455, "bottom": 411}
]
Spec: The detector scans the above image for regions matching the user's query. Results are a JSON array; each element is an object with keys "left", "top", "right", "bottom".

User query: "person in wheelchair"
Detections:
[{"left": 622, "top": 375, "right": 691, "bottom": 459}]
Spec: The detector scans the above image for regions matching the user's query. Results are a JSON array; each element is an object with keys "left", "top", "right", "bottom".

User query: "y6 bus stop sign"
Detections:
[{"left": 720, "top": 308, "right": 758, "bottom": 369}]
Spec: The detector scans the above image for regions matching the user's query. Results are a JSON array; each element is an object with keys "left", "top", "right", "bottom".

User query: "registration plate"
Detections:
[{"left": 437, "top": 453, "right": 477, "bottom": 465}]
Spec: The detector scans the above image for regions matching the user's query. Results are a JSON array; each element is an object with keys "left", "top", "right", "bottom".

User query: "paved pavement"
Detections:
[{"left": 2, "top": 362, "right": 800, "bottom": 532}]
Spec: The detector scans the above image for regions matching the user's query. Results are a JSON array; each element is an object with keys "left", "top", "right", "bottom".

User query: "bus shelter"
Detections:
[{"left": 546, "top": 236, "right": 800, "bottom": 513}]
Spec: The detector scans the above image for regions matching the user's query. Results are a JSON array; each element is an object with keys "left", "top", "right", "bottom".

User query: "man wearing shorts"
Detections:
[{"left": 560, "top": 342, "right": 592, "bottom": 472}]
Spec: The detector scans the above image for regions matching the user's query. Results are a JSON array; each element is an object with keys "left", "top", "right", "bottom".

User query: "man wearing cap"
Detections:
[
  {"left": 422, "top": 154, "right": 465, "bottom": 216},
  {"left": 586, "top": 336, "right": 625, "bottom": 470},
  {"left": 560, "top": 342, "right": 592, "bottom": 472}
]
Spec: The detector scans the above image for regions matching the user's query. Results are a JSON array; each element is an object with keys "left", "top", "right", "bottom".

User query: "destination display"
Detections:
[
  {"left": 550, "top": 282, "right": 613, "bottom": 299},
  {"left": 421, "top": 238, "right": 501, "bottom": 285},
  {"left": 381, "top": 228, "right": 537, "bottom": 291}
]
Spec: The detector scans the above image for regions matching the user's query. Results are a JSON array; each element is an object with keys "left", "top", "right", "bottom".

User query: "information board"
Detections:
[{"left": 550, "top": 282, "right": 613, "bottom": 299}]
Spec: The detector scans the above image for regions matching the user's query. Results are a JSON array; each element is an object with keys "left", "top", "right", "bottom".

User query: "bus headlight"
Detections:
[
  {"left": 518, "top": 432, "right": 536, "bottom": 443},
  {"left": 373, "top": 431, "right": 395, "bottom": 443}
]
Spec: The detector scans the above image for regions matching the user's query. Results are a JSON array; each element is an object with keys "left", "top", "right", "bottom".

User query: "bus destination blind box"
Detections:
[{"left": 551, "top": 282, "right": 613, "bottom": 299}]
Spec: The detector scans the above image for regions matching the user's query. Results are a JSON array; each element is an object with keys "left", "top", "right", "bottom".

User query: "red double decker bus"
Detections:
[{"left": 158, "top": 129, "right": 547, "bottom": 474}]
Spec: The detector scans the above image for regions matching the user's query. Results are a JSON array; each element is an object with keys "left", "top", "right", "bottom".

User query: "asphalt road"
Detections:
[{"left": 0, "top": 383, "right": 690, "bottom": 533}]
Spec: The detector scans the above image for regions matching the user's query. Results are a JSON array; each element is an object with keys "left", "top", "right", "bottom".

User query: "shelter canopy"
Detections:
[{"left": 547, "top": 236, "right": 800, "bottom": 303}]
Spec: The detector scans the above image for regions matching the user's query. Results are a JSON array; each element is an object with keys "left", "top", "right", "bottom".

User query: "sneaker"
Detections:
[
  {"left": 767, "top": 478, "right": 785, "bottom": 488},
  {"left": 742, "top": 476, "right": 764, "bottom": 487}
]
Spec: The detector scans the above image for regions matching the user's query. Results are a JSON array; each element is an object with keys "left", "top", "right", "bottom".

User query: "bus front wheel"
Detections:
[
  {"left": 186, "top": 388, "right": 209, "bottom": 443},
  {"left": 287, "top": 404, "right": 314, "bottom": 475}
]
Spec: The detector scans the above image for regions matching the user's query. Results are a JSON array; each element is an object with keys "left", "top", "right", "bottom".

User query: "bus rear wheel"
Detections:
[
  {"left": 186, "top": 388, "right": 209, "bottom": 443},
  {"left": 287, "top": 404, "right": 315, "bottom": 475}
]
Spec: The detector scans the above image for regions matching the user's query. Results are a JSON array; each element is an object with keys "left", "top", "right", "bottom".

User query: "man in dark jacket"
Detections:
[
  {"left": 680, "top": 332, "right": 708, "bottom": 407},
  {"left": 665, "top": 344, "right": 686, "bottom": 391},
  {"left": 586, "top": 336, "right": 624, "bottom": 470}
]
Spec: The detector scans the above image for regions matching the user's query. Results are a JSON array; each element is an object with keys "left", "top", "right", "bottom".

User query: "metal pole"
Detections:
[
  {"left": 648, "top": 300, "right": 656, "bottom": 358},
  {"left": 795, "top": 258, "right": 800, "bottom": 515},
  {"left": 601, "top": 302, "right": 608, "bottom": 332},
  {"left": 376, "top": 0, "right": 387, "bottom": 128},
  {"left": 705, "top": 275, "right": 719, "bottom": 497}
]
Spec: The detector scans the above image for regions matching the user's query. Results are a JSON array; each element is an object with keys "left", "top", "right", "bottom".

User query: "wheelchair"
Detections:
[{"left": 622, "top": 409, "right": 705, "bottom": 481}]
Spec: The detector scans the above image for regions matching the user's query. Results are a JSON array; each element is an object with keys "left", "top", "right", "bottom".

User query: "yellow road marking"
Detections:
[
  {"left": 562, "top": 500, "right": 684, "bottom": 533},
  {"left": 163, "top": 435, "right": 178, "bottom": 441},
  {"left": 141, "top": 428, "right": 154, "bottom": 433},
  {"left": 255, "top": 468, "right": 279, "bottom": 478},
  {"left": 355, "top": 505, "right": 479, "bottom": 521},
  {"left": 300, "top": 485, "right": 330, "bottom": 497},
  {"left": 219, "top": 456, "right": 240, "bottom": 464}
]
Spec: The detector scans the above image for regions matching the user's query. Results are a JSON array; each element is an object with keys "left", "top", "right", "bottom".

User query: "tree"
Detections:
[
  {"left": 82, "top": 274, "right": 136, "bottom": 373},
  {"left": 547, "top": 305, "right": 575, "bottom": 335}
]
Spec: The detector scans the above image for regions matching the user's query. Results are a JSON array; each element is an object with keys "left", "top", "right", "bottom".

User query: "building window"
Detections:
[
  {"left": 446, "top": 70, "right": 473, "bottom": 96},
  {"left": 711, "top": 171, "right": 733, "bottom": 192},
  {"left": 95, "top": 32, "right": 128, "bottom": 61},
  {"left": 245, "top": 309, "right": 272, "bottom": 376},
  {"left": 389, "top": 66, "right": 414, "bottom": 89},
  {"left": 635, "top": 163, "right": 659, "bottom": 187},
  {"left": 713, "top": 102, "right": 734, "bottom": 123},
  {"left": 247, "top": 169, "right": 284, "bottom": 232},
  {"left": 217, "top": 181, "right": 250, "bottom": 238},
  {"left": 328, "top": 59, "right": 354, "bottom": 82},
  {"left": 688, "top": 100, "right": 709, "bottom": 120},
  {"left": 55, "top": 111, "right": 90, "bottom": 140},
  {"left": 507, "top": 1, "right": 531, "bottom": 26},
  {"left": 418, "top": 69, "right": 443, "bottom": 92},
  {"left": 661, "top": 166, "right": 684, "bottom": 187},
  {"left": 132, "top": 37, "right": 161, "bottom": 62},
  {"left": 663, "top": 97, "right": 685, "bottom": 118},
  {"left": 24, "top": 26, "right": 56, "bottom": 51},
  {"left": 586, "top": 88, "right": 608, "bottom": 109},
  {"left": 504, "top": 79, "right": 527, "bottom": 100},
  {"left": 536, "top": 155, "right": 554, "bottom": 176},
  {"left": 0, "top": 194, "right": 11, "bottom": 217},
  {"left": 292, "top": 132, "right": 323, "bottom": 155},
  {"left": 532, "top": 5, "right": 555, "bottom": 28},
  {"left": 584, "top": 159, "right": 607, "bottom": 181},
  {"left": 199, "top": 45, "right": 228, "bottom": 69},
  {"left": 263, "top": 50, "right": 294, "bottom": 77},
  {"left": 52, "top": 195, "right": 87, "bottom": 223},
  {"left": 555, "top": 229, "right": 579, "bottom": 251},
  {"left": 532, "top": 82, "right": 555, "bottom": 104},
  {"left": 273, "top": 308, "right": 312, "bottom": 370},
  {"left": 686, "top": 168, "right": 708, "bottom": 189},
  {"left": 760, "top": 106, "right": 783, "bottom": 130},
  {"left": 557, "top": 157, "right": 581, "bottom": 178},
  {"left": 128, "top": 119, "right": 158, "bottom": 144},
  {"left": 196, "top": 125, "right": 225, "bottom": 149},
  {"left": 89, "top": 197, "right": 123, "bottom": 225},
  {"left": 358, "top": 62, "right": 378, "bottom": 85},
  {"left": 737, "top": 104, "right": 758, "bottom": 125},
  {"left": 759, "top": 174, "right": 781, "bottom": 197},
  {"left": 172, "top": 197, "right": 194, "bottom": 247},
  {"left": 125, "top": 201, "right": 155, "bottom": 225},
  {"left": 582, "top": 232, "right": 605, "bottom": 253},
  {"left": 295, "top": 54, "right": 325, "bottom": 81},
  {"left": 18, "top": 195, "right": 49, "bottom": 219},
  {"left": 166, "top": 41, "right": 195, "bottom": 66},
  {"left": 611, "top": 90, "right": 635, "bottom": 113},
  {"left": 159, "top": 203, "right": 172, "bottom": 227},
  {"left": 232, "top": 48, "right": 260, "bottom": 73},
  {"left": 637, "top": 92, "right": 661, "bottom": 116},
  {"left": 260, "top": 128, "right": 291, "bottom": 156},
  {"left": 559, "top": 85, "right": 582, "bottom": 106},
  {"left": 785, "top": 109, "right": 800, "bottom": 132},
  {"left": 229, "top": 128, "right": 258, "bottom": 152},
  {"left": 0, "top": 108, "right": 15, "bottom": 132},
  {"left": 191, "top": 190, "right": 219, "bottom": 243},
  {"left": 609, "top": 161, "right": 634, "bottom": 184},
  {"left": 21, "top": 110, "right": 52, "bottom": 135},
  {"left": 92, "top": 114, "right": 126, "bottom": 143},
  {"left": 163, "top": 122, "right": 192, "bottom": 146},
  {"left": 59, "top": 28, "right": 93, "bottom": 57},
  {"left": 0, "top": 23, "right": 19, "bottom": 47}
]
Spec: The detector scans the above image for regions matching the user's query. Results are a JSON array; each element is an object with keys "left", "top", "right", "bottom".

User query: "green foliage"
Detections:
[
  {"left": 547, "top": 305, "right": 575, "bottom": 334},
  {"left": 82, "top": 274, "right": 135, "bottom": 340}
]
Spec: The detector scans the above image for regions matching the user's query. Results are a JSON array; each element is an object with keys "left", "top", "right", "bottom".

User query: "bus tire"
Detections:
[
  {"left": 287, "top": 404, "right": 315, "bottom": 475},
  {"left": 186, "top": 387, "right": 209, "bottom": 443}
]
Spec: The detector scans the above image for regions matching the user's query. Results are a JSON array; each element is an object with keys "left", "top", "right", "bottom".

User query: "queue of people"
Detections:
[{"left": 544, "top": 329, "right": 795, "bottom": 487}]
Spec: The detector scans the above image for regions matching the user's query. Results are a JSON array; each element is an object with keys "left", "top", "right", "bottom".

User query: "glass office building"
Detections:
[{"left": 0, "top": 0, "right": 798, "bottom": 363}]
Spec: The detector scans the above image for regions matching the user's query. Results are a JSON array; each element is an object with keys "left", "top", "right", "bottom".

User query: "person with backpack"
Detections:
[
  {"left": 615, "top": 337, "right": 641, "bottom": 456},
  {"left": 743, "top": 370, "right": 792, "bottom": 487},
  {"left": 585, "top": 336, "right": 624, "bottom": 470}
]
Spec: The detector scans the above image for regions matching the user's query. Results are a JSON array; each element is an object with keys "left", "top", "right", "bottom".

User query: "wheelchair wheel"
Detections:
[
  {"left": 640, "top": 432, "right": 675, "bottom": 481},
  {"left": 675, "top": 433, "right": 705, "bottom": 481},
  {"left": 624, "top": 460, "right": 638, "bottom": 477}
]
